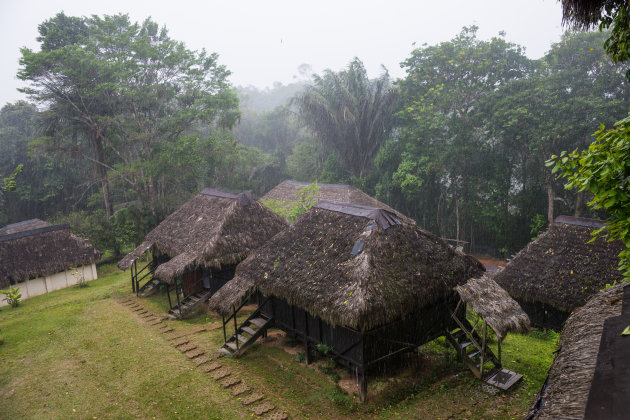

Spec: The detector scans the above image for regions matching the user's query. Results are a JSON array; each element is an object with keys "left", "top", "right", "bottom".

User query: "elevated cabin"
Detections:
[
  {"left": 494, "top": 216, "right": 624, "bottom": 330},
  {"left": 261, "top": 180, "right": 415, "bottom": 225},
  {"left": 117, "top": 188, "right": 287, "bottom": 318},
  {"left": 527, "top": 282, "right": 630, "bottom": 419},
  {"left": 0, "top": 219, "right": 100, "bottom": 305},
  {"left": 209, "top": 200, "right": 484, "bottom": 400}
]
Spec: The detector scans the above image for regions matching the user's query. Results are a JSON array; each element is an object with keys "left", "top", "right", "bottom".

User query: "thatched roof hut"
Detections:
[
  {"left": 0, "top": 221, "right": 101, "bottom": 288},
  {"left": 262, "top": 180, "right": 415, "bottom": 225},
  {"left": 210, "top": 200, "right": 483, "bottom": 330},
  {"left": 493, "top": 216, "right": 624, "bottom": 329},
  {"left": 456, "top": 275, "right": 530, "bottom": 340},
  {"left": 527, "top": 282, "right": 626, "bottom": 419},
  {"left": 118, "top": 188, "right": 288, "bottom": 284}
]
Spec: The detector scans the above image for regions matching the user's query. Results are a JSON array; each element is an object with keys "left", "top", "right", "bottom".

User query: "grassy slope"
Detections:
[{"left": 0, "top": 264, "right": 558, "bottom": 419}]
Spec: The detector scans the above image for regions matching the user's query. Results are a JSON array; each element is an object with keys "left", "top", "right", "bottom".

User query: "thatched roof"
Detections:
[
  {"left": 0, "top": 218, "right": 50, "bottom": 236},
  {"left": 0, "top": 222, "right": 101, "bottom": 287},
  {"left": 493, "top": 216, "right": 624, "bottom": 313},
  {"left": 527, "top": 282, "right": 625, "bottom": 419},
  {"left": 208, "top": 200, "right": 484, "bottom": 330},
  {"left": 456, "top": 275, "right": 530, "bottom": 340},
  {"left": 117, "top": 188, "right": 288, "bottom": 283},
  {"left": 559, "top": 0, "right": 618, "bottom": 29},
  {"left": 261, "top": 180, "right": 415, "bottom": 224}
]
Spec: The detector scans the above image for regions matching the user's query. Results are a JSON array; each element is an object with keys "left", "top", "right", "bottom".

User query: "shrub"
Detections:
[{"left": 0, "top": 285, "right": 22, "bottom": 307}]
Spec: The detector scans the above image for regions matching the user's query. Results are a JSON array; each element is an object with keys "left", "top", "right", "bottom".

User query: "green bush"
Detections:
[{"left": 0, "top": 285, "right": 22, "bottom": 307}]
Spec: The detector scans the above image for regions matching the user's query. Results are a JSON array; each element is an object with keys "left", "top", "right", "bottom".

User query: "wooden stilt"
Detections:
[{"left": 359, "top": 371, "right": 367, "bottom": 402}]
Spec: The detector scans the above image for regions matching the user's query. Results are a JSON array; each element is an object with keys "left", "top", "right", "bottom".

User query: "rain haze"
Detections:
[{"left": 1, "top": 0, "right": 564, "bottom": 106}]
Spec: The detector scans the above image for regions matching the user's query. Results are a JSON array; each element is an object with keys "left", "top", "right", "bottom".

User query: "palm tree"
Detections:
[{"left": 294, "top": 58, "right": 397, "bottom": 179}]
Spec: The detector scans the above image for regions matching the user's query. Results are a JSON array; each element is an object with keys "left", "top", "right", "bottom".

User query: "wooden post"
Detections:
[
  {"left": 233, "top": 307, "right": 239, "bottom": 351},
  {"left": 358, "top": 368, "right": 367, "bottom": 402},
  {"left": 480, "top": 320, "right": 487, "bottom": 377},
  {"left": 304, "top": 310, "right": 311, "bottom": 364},
  {"left": 497, "top": 337, "right": 502, "bottom": 367},
  {"left": 131, "top": 261, "right": 136, "bottom": 293}
]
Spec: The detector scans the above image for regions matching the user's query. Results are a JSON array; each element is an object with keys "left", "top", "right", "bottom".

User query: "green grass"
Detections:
[{"left": 0, "top": 265, "right": 559, "bottom": 419}]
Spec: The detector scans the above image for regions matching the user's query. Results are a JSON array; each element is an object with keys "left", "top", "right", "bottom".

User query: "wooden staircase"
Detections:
[
  {"left": 167, "top": 289, "right": 213, "bottom": 319},
  {"left": 220, "top": 305, "right": 273, "bottom": 357},
  {"left": 446, "top": 304, "right": 522, "bottom": 390},
  {"left": 137, "top": 277, "right": 161, "bottom": 297}
]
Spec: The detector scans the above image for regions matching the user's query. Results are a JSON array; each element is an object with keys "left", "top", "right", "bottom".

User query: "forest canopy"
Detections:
[{"left": 2, "top": 14, "right": 628, "bottom": 261}]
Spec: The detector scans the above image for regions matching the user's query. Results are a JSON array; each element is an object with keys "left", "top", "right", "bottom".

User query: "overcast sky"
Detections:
[{"left": 1, "top": 0, "right": 565, "bottom": 106}]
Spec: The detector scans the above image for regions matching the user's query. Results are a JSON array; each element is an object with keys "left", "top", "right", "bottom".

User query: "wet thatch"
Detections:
[
  {"left": 0, "top": 218, "right": 50, "bottom": 236},
  {"left": 0, "top": 223, "right": 101, "bottom": 287},
  {"left": 262, "top": 180, "right": 415, "bottom": 224},
  {"left": 117, "top": 188, "right": 288, "bottom": 283},
  {"left": 209, "top": 200, "right": 483, "bottom": 330},
  {"left": 456, "top": 275, "right": 530, "bottom": 340},
  {"left": 527, "top": 282, "right": 625, "bottom": 419},
  {"left": 493, "top": 216, "right": 624, "bottom": 314},
  {"left": 559, "top": 0, "right": 620, "bottom": 29}
]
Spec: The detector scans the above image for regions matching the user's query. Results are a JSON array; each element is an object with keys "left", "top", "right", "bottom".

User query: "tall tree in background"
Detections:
[
  {"left": 294, "top": 58, "right": 397, "bottom": 181},
  {"left": 18, "top": 13, "right": 239, "bottom": 217},
  {"left": 384, "top": 27, "right": 532, "bottom": 244}
]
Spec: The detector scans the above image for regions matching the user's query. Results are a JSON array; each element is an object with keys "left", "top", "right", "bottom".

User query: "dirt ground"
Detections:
[{"left": 472, "top": 254, "right": 507, "bottom": 274}]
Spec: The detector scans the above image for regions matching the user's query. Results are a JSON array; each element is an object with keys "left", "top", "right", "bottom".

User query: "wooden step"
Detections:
[
  {"left": 225, "top": 341, "right": 239, "bottom": 351},
  {"left": 467, "top": 350, "right": 481, "bottom": 359},
  {"left": 249, "top": 317, "right": 268, "bottom": 328},
  {"left": 241, "top": 326, "right": 257, "bottom": 336},
  {"left": 459, "top": 341, "right": 472, "bottom": 349},
  {"left": 219, "top": 347, "right": 233, "bottom": 357},
  {"left": 236, "top": 334, "right": 248, "bottom": 343}
]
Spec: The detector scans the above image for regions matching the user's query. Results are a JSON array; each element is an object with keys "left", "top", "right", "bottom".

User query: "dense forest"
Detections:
[{"left": 1, "top": 12, "right": 628, "bottom": 259}]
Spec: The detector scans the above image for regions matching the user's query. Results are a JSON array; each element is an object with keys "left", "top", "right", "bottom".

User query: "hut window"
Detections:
[{"left": 351, "top": 240, "right": 364, "bottom": 255}]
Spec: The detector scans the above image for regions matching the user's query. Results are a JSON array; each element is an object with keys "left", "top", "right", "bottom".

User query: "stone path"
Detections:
[{"left": 117, "top": 296, "right": 289, "bottom": 419}]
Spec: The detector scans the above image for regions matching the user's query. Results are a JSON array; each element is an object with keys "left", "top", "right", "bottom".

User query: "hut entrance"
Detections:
[{"left": 182, "top": 270, "right": 203, "bottom": 296}]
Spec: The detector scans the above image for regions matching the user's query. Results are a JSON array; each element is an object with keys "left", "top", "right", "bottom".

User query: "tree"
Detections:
[
  {"left": 549, "top": 115, "right": 630, "bottom": 280},
  {"left": 485, "top": 30, "right": 629, "bottom": 225},
  {"left": 293, "top": 58, "right": 397, "bottom": 180},
  {"left": 385, "top": 27, "right": 532, "bottom": 245},
  {"left": 18, "top": 13, "right": 239, "bottom": 217},
  {"left": 560, "top": 0, "right": 630, "bottom": 71}
]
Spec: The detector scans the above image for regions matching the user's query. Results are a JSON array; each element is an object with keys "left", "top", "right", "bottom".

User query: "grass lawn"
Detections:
[{"left": 0, "top": 264, "right": 558, "bottom": 419}]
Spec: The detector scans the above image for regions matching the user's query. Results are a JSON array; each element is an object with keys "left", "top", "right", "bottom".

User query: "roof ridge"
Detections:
[
  {"left": 314, "top": 200, "right": 401, "bottom": 229},
  {"left": 0, "top": 224, "right": 70, "bottom": 243}
]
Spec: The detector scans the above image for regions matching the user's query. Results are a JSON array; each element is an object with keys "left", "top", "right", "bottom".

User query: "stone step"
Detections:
[
  {"left": 202, "top": 362, "right": 222, "bottom": 372},
  {"left": 252, "top": 402, "right": 275, "bottom": 416},
  {"left": 242, "top": 393, "right": 263, "bottom": 406},
  {"left": 211, "top": 369, "right": 231, "bottom": 380},
  {"left": 186, "top": 349, "right": 204, "bottom": 359},
  {"left": 220, "top": 376, "right": 241, "bottom": 388},
  {"left": 231, "top": 383, "right": 251, "bottom": 396}
]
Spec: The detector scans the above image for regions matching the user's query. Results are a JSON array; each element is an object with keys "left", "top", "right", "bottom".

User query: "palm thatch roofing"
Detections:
[
  {"left": 117, "top": 188, "right": 288, "bottom": 283},
  {"left": 262, "top": 180, "right": 415, "bottom": 224},
  {"left": 0, "top": 218, "right": 50, "bottom": 235},
  {"left": 559, "top": 0, "right": 621, "bottom": 29},
  {"left": 493, "top": 216, "right": 624, "bottom": 313},
  {"left": 208, "top": 200, "right": 484, "bottom": 331},
  {"left": 456, "top": 275, "right": 530, "bottom": 340},
  {"left": 527, "top": 282, "right": 625, "bottom": 419},
  {"left": 0, "top": 221, "right": 101, "bottom": 287}
]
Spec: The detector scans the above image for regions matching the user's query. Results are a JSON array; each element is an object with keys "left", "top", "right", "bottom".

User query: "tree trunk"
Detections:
[
  {"left": 546, "top": 173, "right": 554, "bottom": 225},
  {"left": 574, "top": 191, "right": 584, "bottom": 217},
  {"left": 93, "top": 132, "right": 113, "bottom": 217}
]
